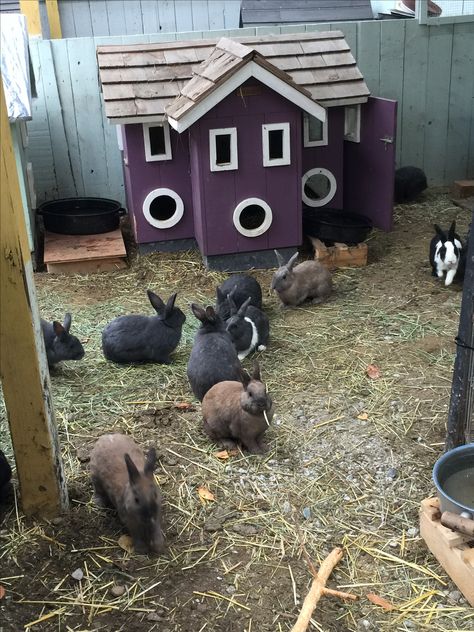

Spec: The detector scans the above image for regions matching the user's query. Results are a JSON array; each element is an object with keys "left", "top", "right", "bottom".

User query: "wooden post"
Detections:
[
  {"left": 45, "top": 0, "right": 62, "bottom": 39},
  {"left": 0, "top": 80, "right": 68, "bottom": 517},
  {"left": 446, "top": 210, "right": 474, "bottom": 450},
  {"left": 19, "top": 0, "right": 42, "bottom": 37}
]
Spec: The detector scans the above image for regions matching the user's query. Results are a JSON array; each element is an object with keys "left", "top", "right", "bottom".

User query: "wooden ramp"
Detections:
[
  {"left": 420, "top": 497, "right": 474, "bottom": 607},
  {"left": 44, "top": 229, "right": 127, "bottom": 274},
  {"left": 308, "top": 236, "right": 368, "bottom": 269}
]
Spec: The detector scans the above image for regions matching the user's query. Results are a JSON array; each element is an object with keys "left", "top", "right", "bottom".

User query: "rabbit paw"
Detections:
[{"left": 257, "top": 345, "right": 266, "bottom": 352}]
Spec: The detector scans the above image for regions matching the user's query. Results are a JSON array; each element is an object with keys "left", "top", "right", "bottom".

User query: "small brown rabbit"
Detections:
[
  {"left": 90, "top": 434, "right": 164, "bottom": 555},
  {"left": 201, "top": 362, "right": 274, "bottom": 454},
  {"left": 271, "top": 250, "right": 332, "bottom": 307}
]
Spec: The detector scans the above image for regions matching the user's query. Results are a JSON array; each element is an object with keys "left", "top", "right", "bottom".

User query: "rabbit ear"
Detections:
[
  {"left": 448, "top": 221, "right": 456, "bottom": 241},
  {"left": 191, "top": 303, "right": 206, "bottom": 322},
  {"left": 216, "top": 287, "right": 226, "bottom": 303},
  {"left": 241, "top": 368, "right": 252, "bottom": 389},
  {"left": 53, "top": 321, "right": 66, "bottom": 338},
  {"left": 63, "top": 313, "right": 72, "bottom": 332},
  {"left": 164, "top": 293, "right": 177, "bottom": 318},
  {"left": 287, "top": 252, "right": 299, "bottom": 270},
  {"left": 124, "top": 453, "right": 140, "bottom": 485},
  {"left": 252, "top": 360, "right": 261, "bottom": 381},
  {"left": 144, "top": 448, "right": 157, "bottom": 477},
  {"left": 147, "top": 290, "right": 166, "bottom": 314},
  {"left": 237, "top": 296, "right": 251, "bottom": 317},
  {"left": 205, "top": 305, "right": 216, "bottom": 320},
  {"left": 227, "top": 292, "right": 238, "bottom": 316},
  {"left": 434, "top": 224, "right": 447, "bottom": 241},
  {"left": 274, "top": 249, "right": 285, "bottom": 267}
]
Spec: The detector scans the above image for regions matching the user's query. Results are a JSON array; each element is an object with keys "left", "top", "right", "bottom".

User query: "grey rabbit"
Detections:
[
  {"left": 41, "top": 313, "right": 85, "bottom": 367},
  {"left": 201, "top": 361, "right": 274, "bottom": 455},
  {"left": 394, "top": 166, "right": 427, "bottom": 204},
  {"left": 187, "top": 304, "right": 242, "bottom": 401},
  {"left": 90, "top": 433, "right": 165, "bottom": 555},
  {"left": 102, "top": 290, "right": 185, "bottom": 364},
  {"left": 216, "top": 274, "right": 263, "bottom": 320},
  {"left": 226, "top": 290, "right": 269, "bottom": 360},
  {"left": 271, "top": 250, "right": 332, "bottom": 307}
]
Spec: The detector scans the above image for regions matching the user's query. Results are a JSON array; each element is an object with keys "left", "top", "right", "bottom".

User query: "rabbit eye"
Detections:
[{"left": 134, "top": 496, "right": 140, "bottom": 504}]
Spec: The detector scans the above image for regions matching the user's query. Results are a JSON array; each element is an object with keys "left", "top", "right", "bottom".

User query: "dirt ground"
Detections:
[{"left": 1, "top": 192, "right": 473, "bottom": 632}]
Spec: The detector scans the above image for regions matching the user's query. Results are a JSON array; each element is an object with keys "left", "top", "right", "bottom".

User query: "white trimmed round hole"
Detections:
[
  {"left": 233, "top": 198, "right": 273, "bottom": 237},
  {"left": 302, "top": 167, "right": 337, "bottom": 207},
  {"left": 142, "top": 188, "right": 184, "bottom": 229}
]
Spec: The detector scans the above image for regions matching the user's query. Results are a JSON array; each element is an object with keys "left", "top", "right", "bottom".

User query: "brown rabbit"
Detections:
[
  {"left": 90, "top": 434, "right": 164, "bottom": 555},
  {"left": 201, "top": 362, "right": 274, "bottom": 454},
  {"left": 271, "top": 250, "right": 332, "bottom": 307}
]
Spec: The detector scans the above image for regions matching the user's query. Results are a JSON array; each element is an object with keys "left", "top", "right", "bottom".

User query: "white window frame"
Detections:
[
  {"left": 209, "top": 127, "right": 238, "bottom": 172},
  {"left": 303, "top": 113, "right": 328, "bottom": 147},
  {"left": 302, "top": 167, "right": 337, "bottom": 208},
  {"left": 233, "top": 198, "right": 273, "bottom": 237},
  {"left": 344, "top": 105, "right": 361, "bottom": 143},
  {"left": 143, "top": 122, "right": 172, "bottom": 162},
  {"left": 262, "top": 122, "right": 291, "bottom": 167},
  {"left": 142, "top": 187, "right": 184, "bottom": 229}
]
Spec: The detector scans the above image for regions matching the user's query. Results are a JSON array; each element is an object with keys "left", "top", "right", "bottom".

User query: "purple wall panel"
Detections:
[
  {"left": 123, "top": 124, "right": 194, "bottom": 243},
  {"left": 189, "top": 126, "right": 207, "bottom": 252},
  {"left": 191, "top": 79, "right": 303, "bottom": 256},
  {"left": 302, "top": 107, "right": 344, "bottom": 210}
]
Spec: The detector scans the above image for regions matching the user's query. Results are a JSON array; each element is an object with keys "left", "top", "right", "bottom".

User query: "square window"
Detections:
[
  {"left": 209, "top": 128, "right": 238, "bottom": 171},
  {"left": 344, "top": 105, "right": 361, "bottom": 143},
  {"left": 143, "top": 122, "right": 172, "bottom": 161},
  {"left": 262, "top": 123, "right": 290, "bottom": 167},
  {"left": 303, "top": 113, "right": 328, "bottom": 147}
]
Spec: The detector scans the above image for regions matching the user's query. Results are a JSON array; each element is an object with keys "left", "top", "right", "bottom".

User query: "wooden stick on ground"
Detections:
[
  {"left": 441, "top": 511, "right": 474, "bottom": 537},
  {"left": 291, "top": 547, "right": 346, "bottom": 632}
]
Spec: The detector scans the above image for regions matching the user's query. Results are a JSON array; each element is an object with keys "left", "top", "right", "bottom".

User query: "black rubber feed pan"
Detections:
[
  {"left": 37, "top": 197, "right": 126, "bottom": 235},
  {"left": 303, "top": 209, "right": 372, "bottom": 245}
]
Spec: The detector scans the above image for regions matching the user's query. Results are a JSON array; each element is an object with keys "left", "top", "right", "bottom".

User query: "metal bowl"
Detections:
[{"left": 433, "top": 443, "right": 474, "bottom": 518}]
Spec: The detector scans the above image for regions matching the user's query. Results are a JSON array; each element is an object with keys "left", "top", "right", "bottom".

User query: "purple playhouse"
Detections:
[{"left": 97, "top": 32, "right": 397, "bottom": 270}]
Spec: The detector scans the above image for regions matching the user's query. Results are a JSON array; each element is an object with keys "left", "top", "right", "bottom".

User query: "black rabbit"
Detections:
[
  {"left": 216, "top": 274, "right": 262, "bottom": 320},
  {"left": 41, "top": 313, "right": 85, "bottom": 367},
  {"left": 394, "top": 166, "right": 427, "bottom": 203},
  {"left": 102, "top": 291, "right": 185, "bottom": 364}
]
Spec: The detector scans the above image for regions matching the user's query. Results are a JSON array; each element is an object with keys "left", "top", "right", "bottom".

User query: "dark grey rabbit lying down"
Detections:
[
  {"left": 41, "top": 313, "right": 85, "bottom": 368},
  {"left": 102, "top": 290, "right": 185, "bottom": 364}
]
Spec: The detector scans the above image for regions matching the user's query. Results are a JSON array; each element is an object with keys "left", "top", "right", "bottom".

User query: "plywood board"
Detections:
[{"left": 44, "top": 229, "right": 126, "bottom": 264}]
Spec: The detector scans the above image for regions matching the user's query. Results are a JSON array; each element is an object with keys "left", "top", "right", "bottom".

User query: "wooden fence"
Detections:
[{"left": 27, "top": 19, "right": 474, "bottom": 206}]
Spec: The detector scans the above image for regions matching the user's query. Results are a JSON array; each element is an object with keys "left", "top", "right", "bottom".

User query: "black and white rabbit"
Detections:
[
  {"left": 429, "top": 221, "right": 463, "bottom": 286},
  {"left": 41, "top": 313, "right": 85, "bottom": 367},
  {"left": 187, "top": 304, "right": 242, "bottom": 401},
  {"left": 394, "top": 166, "right": 427, "bottom": 204},
  {"left": 0, "top": 450, "right": 12, "bottom": 498},
  {"left": 216, "top": 274, "right": 263, "bottom": 320},
  {"left": 226, "top": 292, "right": 269, "bottom": 360},
  {"left": 102, "top": 291, "right": 185, "bottom": 364}
]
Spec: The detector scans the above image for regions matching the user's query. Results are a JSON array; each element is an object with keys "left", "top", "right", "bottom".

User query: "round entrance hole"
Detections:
[
  {"left": 142, "top": 187, "right": 184, "bottom": 229},
  {"left": 233, "top": 197, "right": 273, "bottom": 237},
  {"left": 302, "top": 168, "right": 337, "bottom": 207}
]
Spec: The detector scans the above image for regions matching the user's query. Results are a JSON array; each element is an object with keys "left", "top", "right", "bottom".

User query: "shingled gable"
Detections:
[
  {"left": 97, "top": 31, "right": 370, "bottom": 125},
  {"left": 165, "top": 37, "right": 326, "bottom": 133}
]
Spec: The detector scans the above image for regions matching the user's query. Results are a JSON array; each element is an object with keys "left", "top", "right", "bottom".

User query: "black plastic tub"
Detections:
[
  {"left": 303, "top": 208, "right": 372, "bottom": 245},
  {"left": 37, "top": 197, "right": 125, "bottom": 235}
]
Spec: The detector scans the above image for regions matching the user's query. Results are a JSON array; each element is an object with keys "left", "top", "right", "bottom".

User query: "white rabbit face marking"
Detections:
[{"left": 434, "top": 239, "right": 460, "bottom": 272}]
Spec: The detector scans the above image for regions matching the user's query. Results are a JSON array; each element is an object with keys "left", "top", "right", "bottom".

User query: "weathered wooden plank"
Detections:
[
  {"left": 140, "top": 0, "right": 159, "bottom": 34},
  {"left": 445, "top": 22, "right": 474, "bottom": 185},
  {"left": 103, "top": 80, "right": 182, "bottom": 100},
  {"left": 379, "top": 20, "right": 406, "bottom": 166},
  {"left": 191, "top": 0, "right": 210, "bottom": 31},
  {"left": 423, "top": 24, "right": 453, "bottom": 183},
  {"left": 158, "top": 0, "right": 177, "bottom": 33},
  {"left": 174, "top": 0, "right": 194, "bottom": 32},
  {"left": 223, "top": 1, "right": 242, "bottom": 28},
  {"left": 106, "top": 0, "right": 126, "bottom": 36},
  {"left": 57, "top": 0, "right": 76, "bottom": 37},
  {"left": 44, "top": 229, "right": 126, "bottom": 263},
  {"left": 37, "top": 40, "right": 76, "bottom": 198},
  {"left": 332, "top": 21, "right": 357, "bottom": 57},
  {"left": 71, "top": 0, "right": 93, "bottom": 37},
  {"left": 89, "top": 0, "right": 110, "bottom": 36},
  {"left": 1, "top": 81, "right": 68, "bottom": 518},
  {"left": 100, "top": 63, "right": 195, "bottom": 83},
  {"left": 208, "top": 1, "right": 225, "bottom": 30},
  {"left": 400, "top": 20, "right": 429, "bottom": 167},
  {"left": 123, "top": 0, "right": 143, "bottom": 35},
  {"left": 355, "top": 20, "right": 381, "bottom": 95}
]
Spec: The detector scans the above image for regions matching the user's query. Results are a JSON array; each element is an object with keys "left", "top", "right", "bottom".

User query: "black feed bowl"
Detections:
[
  {"left": 303, "top": 208, "right": 373, "bottom": 245},
  {"left": 37, "top": 197, "right": 126, "bottom": 235}
]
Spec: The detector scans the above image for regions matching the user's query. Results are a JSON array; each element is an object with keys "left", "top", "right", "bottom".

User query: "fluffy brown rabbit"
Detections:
[
  {"left": 201, "top": 362, "right": 273, "bottom": 454},
  {"left": 271, "top": 250, "right": 332, "bottom": 307},
  {"left": 90, "top": 434, "right": 164, "bottom": 555}
]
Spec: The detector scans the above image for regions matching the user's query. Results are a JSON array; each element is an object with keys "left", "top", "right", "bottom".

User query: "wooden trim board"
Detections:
[{"left": 420, "top": 497, "right": 474, "bottom": 607}]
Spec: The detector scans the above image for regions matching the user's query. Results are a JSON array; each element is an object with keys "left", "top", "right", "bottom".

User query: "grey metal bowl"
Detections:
[{"left": 433, "top": 443, "right": 474, "bottom": 518}]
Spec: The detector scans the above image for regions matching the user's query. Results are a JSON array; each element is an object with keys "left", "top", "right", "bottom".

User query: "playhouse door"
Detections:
[{"left": 343, "top": 96, "right": 397, "bottom": 231}]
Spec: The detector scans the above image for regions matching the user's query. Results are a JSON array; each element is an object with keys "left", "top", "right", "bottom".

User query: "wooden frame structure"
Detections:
[{"left": 0, "top": 80, "right": 67, "bottom": 517}]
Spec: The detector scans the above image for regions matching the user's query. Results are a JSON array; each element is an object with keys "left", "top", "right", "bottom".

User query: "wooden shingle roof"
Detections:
[{"left": 97, "top": 31, "right": 370, "bottom": 124}]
